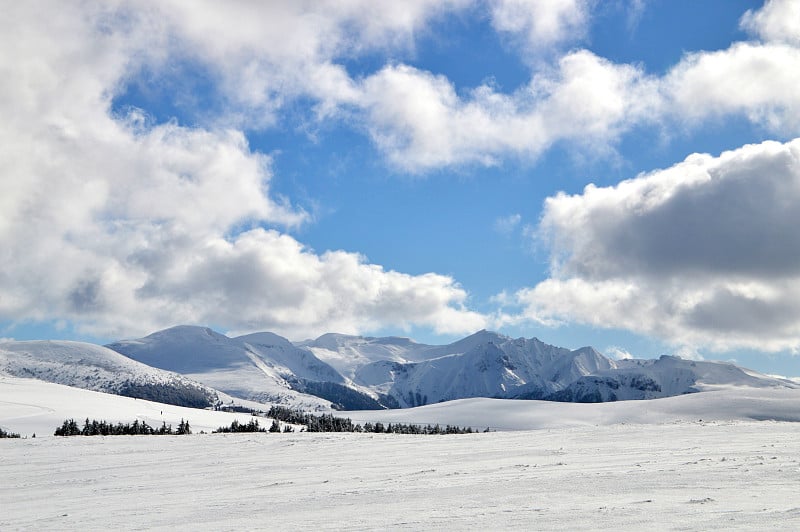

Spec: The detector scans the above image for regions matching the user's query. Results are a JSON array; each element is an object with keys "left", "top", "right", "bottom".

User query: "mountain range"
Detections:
[{"left": 2, "top": 325, "right": 796, "bottom": 410}]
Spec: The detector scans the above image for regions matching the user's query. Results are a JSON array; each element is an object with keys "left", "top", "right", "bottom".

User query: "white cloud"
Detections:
[
  {"left": 358, "top": 51, "right": 658, "bottom": 172},
  {"left": 7, "top": 0, "right": 800, "bottom": 345},
  {"left": 126, "top": 0, "right": 474, "bottom": 127},
  {"left": 0, "top": 1, "right": 486, "bottom": 340},
  {"left": 489, "top": 0, "right": 592, "bottom": 53},
  {"left": 354, "top": 0, "right": 800, "bottom": 172},
  {"left": 17, "top": 0, "right": 797, "bottom": 179},
  {"left": 741, "top": 0, "right": 800, "bottom": 46},
  {"left": 514, "top": 138, "right": 800, "bottom": 352},
  {"left": 664, "top": 42, "right": 800, "bottom": 133}
]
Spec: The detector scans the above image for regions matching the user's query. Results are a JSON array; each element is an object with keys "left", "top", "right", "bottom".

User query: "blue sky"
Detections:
[{"left": 3, "top": 0, "right": 800, "bottom": 376}]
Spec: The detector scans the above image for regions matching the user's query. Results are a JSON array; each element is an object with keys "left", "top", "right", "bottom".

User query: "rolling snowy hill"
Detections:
[{"left": 0, "top": 340, "right": 220, "bottom": 408}]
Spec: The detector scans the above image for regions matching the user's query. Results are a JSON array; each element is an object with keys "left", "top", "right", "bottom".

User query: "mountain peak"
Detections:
[{"left": 144, "top": 325, "right": 228, "bottom": 341}]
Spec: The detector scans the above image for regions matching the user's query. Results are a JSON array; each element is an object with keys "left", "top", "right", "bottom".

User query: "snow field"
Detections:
[
  {"left": 2, "top": 422, "right": 800, "bottom": 530},
  {"left": 4, "top": 376, "right": 800, "bottom": 529}
]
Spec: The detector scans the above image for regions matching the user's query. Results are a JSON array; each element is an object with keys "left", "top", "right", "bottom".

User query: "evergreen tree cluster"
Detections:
[
  {"left": 0, "top": 426, "right": 21, "bottom": 438},
  {"left": 213, "top": 418, "right": 265, "bottom": 433},
  {"left": 266, "top": 406, "right": 474, "bottom": 434},
  {"left": 214, "top": 418, "right": 288, "bottom": 433},
  {"left": 54, "top": 417, "right": 191, "bottom": 436}
]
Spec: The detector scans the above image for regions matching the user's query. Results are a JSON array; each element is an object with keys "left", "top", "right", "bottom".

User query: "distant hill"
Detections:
[{"left": 0, "top": 340, "right": 219, "bottom": 408}]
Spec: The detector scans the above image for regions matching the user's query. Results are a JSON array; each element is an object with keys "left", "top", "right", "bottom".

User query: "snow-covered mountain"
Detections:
[
  {"left": 0, "top": 340, "right": 220, "bottom": 408},
  {"left": 106, "top": 326, "right": 338, "bottom": 410},
  {"left": 76, "top": 325, "right": 800, "bottom": 410},
  {"left": 106, "top": 326, "right": 391, "bottom": 410},
  {"left": 543, "top": 355, "right": 798, "bottom": 402},
  {"left": 342, "top": 332, "right": 616, "bottom": 406},
  {"left": 301, "top": 329, "right": 799, "bottom": 407}
]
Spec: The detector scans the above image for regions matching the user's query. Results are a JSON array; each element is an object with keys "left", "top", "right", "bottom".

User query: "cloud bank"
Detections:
[
  {"left": 4, "top": 0, "right": 800, "bottom": 350},
  {"left": 517, "top": 138, "right": 800, "bottom": 352},
  {"left": 0, "top": 1, "right": 485, "bottom": 339}
]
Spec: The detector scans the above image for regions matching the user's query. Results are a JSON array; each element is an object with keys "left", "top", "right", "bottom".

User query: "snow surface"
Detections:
[{"left": 3, "top": 376, "right": 800, "bottom": 529}]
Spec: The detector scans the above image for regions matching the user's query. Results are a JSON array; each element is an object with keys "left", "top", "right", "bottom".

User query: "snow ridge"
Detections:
[{"left": 8, "top": 325, "right": 793, "bottom": 412}]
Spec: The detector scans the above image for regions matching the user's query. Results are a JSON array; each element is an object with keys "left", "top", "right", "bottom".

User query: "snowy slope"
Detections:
[
  {"left": 0, "top": 375, "right": 285, "bottom": 437},
  {"left": 107, "top": 326, "right": 334, "bottom": 409},
  {"left": 299, "top": 332, "right": 437, "bottom": 379},
  {"left": 236, "top": 332, "right": 344, "bottom": 384},
  {"left": 546, "top": 355, "right": 800, "bottom": 402},
  {"left": 0, "top": 340, "right": 220, "bottom": 407}
]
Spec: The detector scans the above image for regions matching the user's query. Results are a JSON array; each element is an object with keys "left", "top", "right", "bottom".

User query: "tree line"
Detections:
[
  {"left": 266, "top": 405, "right": 476, "bottom": 434},
  {"left": 212, "top": 418, "right": 289, "bottom": 433},
  {"left": 0, "top": 426, "right": 21, "bottom": 438},
  {"left": 49, "top": 409, "right": 480, "bottom": 437},
  {"left": 54, "top": 418, "right": 191, "bottom": 436}
]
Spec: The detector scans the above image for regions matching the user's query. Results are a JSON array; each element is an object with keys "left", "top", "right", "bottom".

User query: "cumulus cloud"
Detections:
[
  {"left": 21, "top": 0, "right": 797, "bottom": 178},
  {"left": 515, "top": 138, "right": 800, "bottom": 352},
  {"left": 0, "top": 1, "right": 486, "bottom": 340},
  {"left": 7, "top": 0, "right": 800, "bottom": 345},
  {"left": 354, "top": 0, "right": 800, "bottom": 172},
  {"left": 122, "top": 0, "right": 473, "bottom": 126},
  {"left": 358, "top": 51, "right": 659, "bottom": 172},
  {"left": 740, "top": 0, "right": 800, "bottom": 46},
  {"left": 489, "top": 0, "right": 592, "bottom": 53},
  {"left": 656, "top": 0, "right": 800, "bottom": 134},
  {"left": 664, "top": 42, "right": 800, "bottom": 133}
]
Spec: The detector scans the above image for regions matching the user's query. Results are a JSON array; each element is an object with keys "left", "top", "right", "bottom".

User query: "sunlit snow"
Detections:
[{"left": 3, "top": 376, "right": 800, "bottom": 529}]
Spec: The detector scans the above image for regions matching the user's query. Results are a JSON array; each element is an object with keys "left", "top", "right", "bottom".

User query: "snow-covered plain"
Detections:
[
  {"left": 3, "top": 376, "right": 800, "bottom": 529},
  {"left": 3, "top": 421, "right": 800, "bottom": 530}
]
